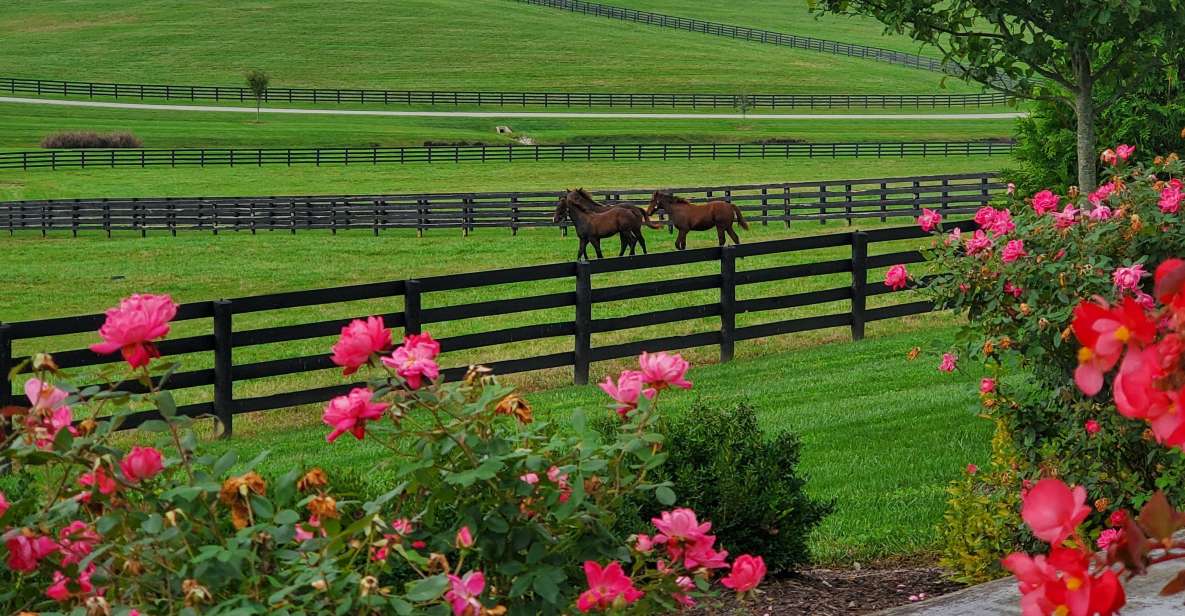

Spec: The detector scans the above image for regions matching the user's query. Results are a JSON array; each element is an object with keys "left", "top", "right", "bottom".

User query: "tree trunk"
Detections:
[{"left": 1072, "top": 50, "right": 1098, "bottom": 192}]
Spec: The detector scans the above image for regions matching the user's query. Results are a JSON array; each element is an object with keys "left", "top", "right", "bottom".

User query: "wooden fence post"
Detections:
[
  {"left": 404, "top": 280, "right": 422, "bottom": 335},
  {"left": 574, "top": 260, "right": 592, "bottom": 385},
  {"left": 720, "top": 245, "right": 736, "bottom": 362},
  {"left": 850, "top": 232, "right": 868, "bottom": 341},
  {"left": 0, "top": 324, "right": 12, "bottom": 408},
  {"left": 212, "top": 300, "right": 234, "bottom": 438}
]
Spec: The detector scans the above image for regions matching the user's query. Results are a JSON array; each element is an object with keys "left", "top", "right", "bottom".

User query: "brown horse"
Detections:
[
  {"left": 646, "top": 191, "right": 749, "bottom": 250},
  {"left": 553, "top": 189, "right": 661, "bottom": 260}
]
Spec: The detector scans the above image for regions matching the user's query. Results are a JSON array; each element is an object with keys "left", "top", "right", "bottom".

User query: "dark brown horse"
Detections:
[
  {"left": 553, "top": 189, "right": 661, "bottom": 260},
  {"left": 646, "top": 191, "right": 749, "bottom": 250}
]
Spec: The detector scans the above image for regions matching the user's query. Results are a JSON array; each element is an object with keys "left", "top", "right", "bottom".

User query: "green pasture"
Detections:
[{"left": 0, "top": 0, "right": 980, "bottom": 95}]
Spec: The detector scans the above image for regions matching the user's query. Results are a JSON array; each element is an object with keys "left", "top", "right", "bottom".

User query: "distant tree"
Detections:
[
  {"left": 245, "top": 69, "right": 270, "bottom": 121},
  {"left": 734, "top": 93, "right": 755, "bottom": 119},
  {"left": 810, "top": 0, "right": 1185, "bottom": 191}
]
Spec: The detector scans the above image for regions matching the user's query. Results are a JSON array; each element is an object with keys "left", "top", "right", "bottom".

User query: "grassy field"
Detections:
[
  {"left": 0, "top": 155, "right": 1008, "bottom": 201},
  {"left": 0, "top": 0, "right": 978, "bottom": 95},
  {"left": 0, "top": 102, "right": 1017, "bottom": 152},
  {"left": 183, "top": 324, "right": 989, "bottom": 564}
]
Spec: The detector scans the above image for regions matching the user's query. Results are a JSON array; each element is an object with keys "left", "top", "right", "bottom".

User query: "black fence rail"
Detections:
[
  {"left": 2, "top": 172, "right": 1002, "bottom": 236},
  {"left": 0, "top": 221, "right": 974, "bottom": 436},
  {"left": 0, "top": 141, "right": 1014, "bottom": 172},
  {"left": 0, "top": 77, "right": 1010, "bottom": 109},
  {"left": 515, "top": 0, "right": 950, "bottom": 73}
]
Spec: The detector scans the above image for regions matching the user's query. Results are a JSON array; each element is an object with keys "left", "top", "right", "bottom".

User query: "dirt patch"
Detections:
[{"left": 692, "top": 565, "right": 965, "bottom": 615}]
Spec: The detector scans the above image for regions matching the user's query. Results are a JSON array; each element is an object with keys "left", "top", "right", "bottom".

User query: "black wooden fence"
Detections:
[
  {"left": 0, "top": 221, "right": 973, "bottom": 436},
  {"left": 0, "top": 141, "right": 1015, "bottom": 171},
  {"left": 2, "top": 172, "right": 1002, "bottom": 236},
  {"left": 0, "top": 76, "right": 1010, "bottom": 109},
  {"left": 515, "top": 0, "right": 949, "bottom": 73}
]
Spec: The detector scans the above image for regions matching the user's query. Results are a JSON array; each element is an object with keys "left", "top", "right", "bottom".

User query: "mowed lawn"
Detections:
[
  {"left": 0, "top": 155, "right": 1008, "bottom": 201},
  {"left": 0, "top": 0, "right": 979, "bottom": 95},
  {"left": 186, "top": 325, "right": 990, "bottom": 564}
]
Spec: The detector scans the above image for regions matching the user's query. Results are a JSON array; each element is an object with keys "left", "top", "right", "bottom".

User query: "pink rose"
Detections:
[
  {"left": 966, "top": 463, "right": 979, "bottom": 475},
  {"left": 1089, "top": 182, "right": 1115, "bottom": 206},
  {"left": 0, "top": 490, "right": 8, "bottom": 518},
  {"left": 1003, "top": 281, "right": 1023, "bottom": 298},
  {"left": 455, "top": 526, "right": 474, "bottom": 549},
  {"left": 979, "top": 378, "right": 996, "bottom": 394},
  {"left": 576, "top": 561, "right": 644, "bottom": 612},
  {"left": 90, "top": 293, "right": 178, "bottom": 368},
  {"left": 46, "top": 565, "right": 96, "bottom": 602},
  {"left": 1097, "top": 528, "right": 1121, "bottom": 550},
  {"left": 1001, "top": 240, "right": 1026, "bottom": 263},
  {"left": 1007, "top": 182, "right": 1016, "bottom": 195},
  {"left": 445, "top": 570, "right": 485, "bottom": 616},
  {"left": 1089, "top": 205, "right": 1113, "bottom": 221},
  {"left": 1116, "top": 144, "right": 1135, "bottom": 162},
  {"left": 6, "top": 534, "right": 58, "bottom": 572},
  {"left": 1160, "top": 184, "right": 1182, "bottom": 214},
  {"left": 917, "top": 208, "right": 942, "bottom": 232},
  {"left": 598, "top": 370, "right": 656, "bottom": 418},
  {"left": 1052, "top": 204, "right": 1079, "bottom": 229},
  {"left": 1112, "top": 264, "right": 1147, "bottom": 293},
  {"left": 322, "top": 387, "right": 390, "bottom": 443},
  {"left": 520, "top": 472, "right": 539, "bottom": 485},
  {"left": 381, "top": 333, "right": 441, "bottom": 390},
  {"left": 973, "top": 206, "right": 998, "bottom": 228},
  {"left": 23, "top": 378, "right": 76, "bottom": 449},
  {"left": 119, "top": 446, "right": 164, "bottom": 483},
  {"left": 57, "top": 521, "right": 99, "bottom": 566},
  {"left": 964, "top": 230, "right": 993, "bottom": 256},
  {"left": 721, "top": 554, "right": 766, "bottom": 593},
  {"left": 330, "top": 316, "right": 392, "bottom": 376},
  {"left": 980, "top": 208, "right": 1014, "bottom": 236},
  {"left": 1085, "top": 420, "right": 1101, "bottom": 435},
  {"left": 638, "top": 352, "right": 691, "bottom": 390},
  {"left": 1031, "top": 190, "right": 1060, "bottom": 215},
  {"left": 78, "top": 467, "right": 117, "bottom": 500},
  {"left": 884, "top": 264, "right": 909, "bottom": 291},
  {"left": 1100, "top": 149, "right": 1117, "bottom": 165},
  {"left": 939, "top": 353, "right": 958, "bottom": 373}
]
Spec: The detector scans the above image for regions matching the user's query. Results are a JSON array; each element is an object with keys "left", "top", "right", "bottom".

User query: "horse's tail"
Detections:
[
  {"left": 639, "top": 211, "right": 664, "bottom": 229},
  {"left": 731, "top": 203, "right": 750, "bottom": 230}
]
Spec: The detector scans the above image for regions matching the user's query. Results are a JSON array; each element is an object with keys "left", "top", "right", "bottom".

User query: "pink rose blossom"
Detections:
[
  {"left": 119, "top": 446, "right": 164, "bottom": 483},
  {"left": 1021, "top": 478, "right": 1090, "bottom": 544},
  {"left": 939, "top": 353, "right": 958, "bottom": 373},
  {"left": 445, "top": 570, "right": 485, "bottom": 616},
  {"left": 674, "top": 575, "right": 697, "bottom": 607},
  {"left": 381, "top": 333, "right": 441, "bottom": 390},
  {"left": 330, "top": 316, "right": 392, "bottom": 376},
  {"left": 884, "top": 264, "right": 909, "bottom": 291},
  {"left": 547, "top": 465, "right": 570, "bottom": 488},
  {"left": 634, "top": 534, "right": 655, "bottom": 553},
  {"left": 295, "top": 515, "right": 325, "bottom": 542},
  {"left": 598, "top": 370, "right": 656, "bottom": 418},
  {"left": 1112, "top": 264, "right": 1147, "bottom": 293},
  {"left": 974, "top": 206, "right": 998, "bottom": 228},
  {"left": 651, "top": 508, "right": 713, "bottom": 560},
  {"left": 967, "top": 463, "right": 979, "bottom": 475},
  {"left": 1134, "top": 292, "right": 1156, "bottom": 311},
  {"left": 1100, "top": 149, "right": 1117, "bottom": 165},
  {"left": 638, "top": 352, "right": 692, "bottom": 390},
  {"left": 321, "top": 387, "right": 390, "bottom": 443},
  {"left": 1001, "top": 240, "right": 1026, "bottom": 263},
  {"left": 1007, "top": 182, "right": 1016, "bottom": 195},
  {"left": 0, "top": 491, "right": 7, "bottom": 518},
  {"left": 520, "top": 472, "right": 539, "bottom": 486},
  {"left": 46, "top": 565, "right": 96, "bottom": 602},
  {"left": 944, "top": 227, "right": 962, "bottom": 246},
  {"left": 78, "top": 467, "right": 117, "bottom": 500},
  {"left": 1116, "top": 144, "right": 1135, "bottom": 162},
  {"left": 57, "top": 521, "right": 100, "bottom": 566},
  {"left": 455, "top": 526, "right": 474, "bottom": 549},
  {"left": 5, "top": 534, "right": 58, "bottom": 572},
  {"left": 390, "top": 518, "right": 414, "bottom": 536},
  {"left": 1031, "top": 190, "right": 1060, "bottom": 215},
  {"left": 23, "top": 378, "right": 76, "bottom": 448},
  {"left": 1097, "top": 528, "right": 1121, "bottom": 550},
  {"left": 1085, "top": 420, "right": 1101, "bottom": 435},
  {"left": 576, "top": 561, "right": 644, "bottom": 612},
  {"left": 917, "top": 208, "right": 942, "bottom": 232},
  {"left": 682, "top": 536, "right": 729, "bottom": 570},
  {"left": 1052, "top": 204, "right": 1080, "bottom": 229},
  {"left": 1003, "top": 281, "right": 1023, "bottom": 298},
  {"left": 1089, "top": 205, "right": 1113, "bottom": 221},
  {"left": 980, "top": 378, "right": 996, "bottom": 394},
  {"left": 721, "top": 555, "right": 766, "bottom": 593},
  {"left": 1160, "top": 184, "right": 1183, "bottom": 214},
  {"left": 983, "top": 208, "right": 1015, "bottom": 236},
  {"left": 964, "top": 230, "right": 993, "bottom": 256},
  {"left": 1089, "top": 182, "right": 1116, "bottom": 206},
  {"left": 90, "top": 293, "right": 178, "bottom": 368}
]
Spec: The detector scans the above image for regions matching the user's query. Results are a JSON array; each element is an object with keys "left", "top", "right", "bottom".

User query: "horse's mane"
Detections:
[{"left": 574, "top": 188, "right": 599, "bottom": 202}]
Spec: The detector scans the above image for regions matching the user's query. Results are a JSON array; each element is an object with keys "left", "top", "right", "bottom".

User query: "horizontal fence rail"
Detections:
[
  {"left": 0, "top": 221, "right": 977, "bottom": 436},
  {"left": 1, "top": 172, "right": 1004, "bottom": 236},
  {"left": 0, "top": 141, "right": 1015, "bottom": 171},
  {"left": 514, "top": 0, "right": 950, "bottom": 73},
  {"left": 0, "top": 77, "right": 1011, "bottom": 109}
]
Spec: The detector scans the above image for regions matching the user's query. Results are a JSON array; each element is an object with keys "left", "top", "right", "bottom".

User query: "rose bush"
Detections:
[
  {"left": 0, "top": 295, "right": 766, "bottom": 614},
  {"left": 917, "top": 146, "right": 1185, "bottom": 582}
]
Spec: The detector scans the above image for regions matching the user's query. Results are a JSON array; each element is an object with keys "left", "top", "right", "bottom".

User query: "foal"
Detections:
[
  {"left": 553, "top": 189, "right": 659, "bottom": 260},
  {"left": 646, "top": 191, "right": 749, "bottom": 250},
  {"left": 566, "top": 188, "right": 661, "bottom": 255}
]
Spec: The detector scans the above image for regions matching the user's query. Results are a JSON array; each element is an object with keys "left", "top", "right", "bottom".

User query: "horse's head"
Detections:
[
  {"left": 646, "top": 190, "right": 670, "bottom": 216},
  {"left": 552, "top": 192, "right": 570, "bottom": 224}
]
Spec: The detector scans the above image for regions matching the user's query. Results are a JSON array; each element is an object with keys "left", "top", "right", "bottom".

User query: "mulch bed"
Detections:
[{"left": 691, "top": 563, "right": 966, "bottom": 615}]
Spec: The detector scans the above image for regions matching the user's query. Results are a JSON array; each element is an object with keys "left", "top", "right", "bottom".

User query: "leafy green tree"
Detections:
[
  {"left": 244, "top": 69, "right": 270, "bottom": 121},
  {"left": 810, "top": 0, "right": 1185, "bottom": 191}
]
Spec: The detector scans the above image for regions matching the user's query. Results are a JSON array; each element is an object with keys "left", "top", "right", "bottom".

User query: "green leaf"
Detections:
[
  {"left": 655, "top": 485, "right": 677, "bottom": 506},
  {"left": 274, "top": 509, "right": 300, "bottom": 525},
  {"left": 213, "top": 451, "right": 237, "bottom": 477},
  {"left": 138, "top": 420, "right": 171, "bottom": 433},
  {"left": 532, "top": 573, "right": 560, "bottom": 604},
  {"left": 141, "top": 514, "right": 164, "bottom": 535},
  {"left": 249, "top": 494, "right": 274, "bottom": 521},
  {"left": 156, "top": 391, "right": 178, "bottom": 418},
  {"left": 406, "top": 574, "right": 449, "bottom": 602}
]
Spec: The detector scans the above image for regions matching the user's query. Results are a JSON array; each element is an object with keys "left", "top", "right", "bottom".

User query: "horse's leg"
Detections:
[
  {"left": 578, "top": 237, "right": 588, "bottom": 261},
  {"left": 676, "top": 229, "right": 688, "bottom": 250},
  {"left": 716, "top": 225, "right": 726, "bottom": 247},
  {"left": 593, "top": 238, "right": 605, "bottom": 259},
  {"left": 637, "top": 230, "right": 647, "bottom": 254},
  {"left": 726, "top": 226, "right": 741, "bottom": 245},
  {"left": 619, "top": 232, "right": 628, "bottom": 257}
]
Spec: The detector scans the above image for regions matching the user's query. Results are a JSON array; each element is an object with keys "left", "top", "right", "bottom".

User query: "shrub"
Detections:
[
  {"left": 596, "top": 402, "right": 831, "bottom": 574},
  {"left": 0, "top": 297, "right": 768, "bottom": 614},
  {"left": 39, "top": 131, "right": 143, "bottom": 149},
  {"left": 913, "top": 146, "right": 1185, "bottom": 580}
]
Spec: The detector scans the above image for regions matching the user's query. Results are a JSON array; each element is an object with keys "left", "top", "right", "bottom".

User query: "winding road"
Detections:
[{"left": 0, "top": 96, "right": 1027, "bottom": 121}]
